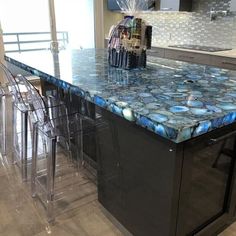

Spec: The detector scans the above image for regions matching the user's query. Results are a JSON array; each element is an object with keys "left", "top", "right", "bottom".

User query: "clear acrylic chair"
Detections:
[
  {"left": 0, "top": 63, "right": 66, "bottom": 181},
  {"left": 17, "top": 74, "right": 98, "bottom": 223},
  {"left": 0, "top": 63, "right": 30, "bottom": 181},
  {"left": 0, "top": 85, "right": 7, "bottom": 156}
]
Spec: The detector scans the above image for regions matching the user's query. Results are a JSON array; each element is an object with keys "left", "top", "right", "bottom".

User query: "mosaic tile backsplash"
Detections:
[{"left": 137, "top": 0, "right": 236, "bottom": 48}]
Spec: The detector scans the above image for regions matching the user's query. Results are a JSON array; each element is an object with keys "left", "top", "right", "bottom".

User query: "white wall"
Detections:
[
  {"left": 0, "top": 0, "right": 50, "bottom": 32},
  {"left": 94, "top": 0, "right": 123, "bottom": 48},
  {"left": 0, "top": 22, "right": 4, "bottom": 63},
  {"left": 0, "top": 21, "right": 5, "bottom": 83},
  {"left": 55, "top": 0, "right": 95, "bottom": 49},
  {"left": 103, "top": 0, "right": 123, "bottom": 38}
]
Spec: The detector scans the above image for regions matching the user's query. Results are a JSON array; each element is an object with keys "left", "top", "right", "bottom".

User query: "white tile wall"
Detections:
[{"left": 137, "top": 0, "right": 236, "bottom": 48}]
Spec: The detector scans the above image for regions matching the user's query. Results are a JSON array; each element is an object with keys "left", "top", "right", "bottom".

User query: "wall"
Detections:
[
  {"left": 103, "top": 0, "right": 123, "bottom": 38},
  {"left": 137, "top": 0, "right": 236, "bottom": 48},
  {"left": 0, "top": 22, "right": 4, "bottom": 63},
  {"left": 95, "top": 0, "right": 123, "bottom": 48},
  {"left": 0, "top": 21, "right": 5, "bottom": 83}
]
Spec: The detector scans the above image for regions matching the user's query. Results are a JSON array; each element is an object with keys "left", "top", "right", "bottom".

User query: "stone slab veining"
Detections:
[{"left": 5, "top": 49, "right": 236, "bottom": 143}]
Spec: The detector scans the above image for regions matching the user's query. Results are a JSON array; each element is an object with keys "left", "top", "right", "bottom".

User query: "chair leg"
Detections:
[
  {"left": 46, "top": 136, "right": 56, "bottom": 223},
  {"left": 75, "top": 116, "right": 83, "bottom": 170},
  {"left": 21, "top": 111, "right": 28, "bottom": 181},
  {"left": 1, "top": 95, "right": 6, "bottom": 156},
  {"left": 12, "top": 102, "right": 16, "bottom": 163},
  {"left": 31, "top": 123, "right": 38, "bottom": 198},
  {"left": 79, "top": 118, "right": 84, "bottom": 167}
]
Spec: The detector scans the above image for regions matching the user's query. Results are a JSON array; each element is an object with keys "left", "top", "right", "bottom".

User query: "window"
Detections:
[
  {"left": 55, "top": 0, "right": 95, "bottom": 49},
  {"left": 0, "top": 0, "right": 95, "bottom": 51}
]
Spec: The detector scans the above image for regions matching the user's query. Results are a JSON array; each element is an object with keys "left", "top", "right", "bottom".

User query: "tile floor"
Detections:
[
  {"left": 0, "top": 95, "right": 126, "bottom": 236},
  {"left": 1, "top": 96, "right": 236, "bottom": 236},
  {"left": 0, "top": 152, "right": 125, "bottom": 236},
  {"left": 2, "top": 151, "right": 236, "bottom": 236}
]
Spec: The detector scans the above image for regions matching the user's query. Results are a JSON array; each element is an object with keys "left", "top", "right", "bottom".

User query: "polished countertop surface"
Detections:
[{"left": 5, "top": 49, "right": 236, "bottom": 143}]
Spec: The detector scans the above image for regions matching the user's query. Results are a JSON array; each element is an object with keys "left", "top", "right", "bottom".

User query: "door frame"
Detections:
[{"left": 94, "top": 0, "right": 105, "bottom": 48}]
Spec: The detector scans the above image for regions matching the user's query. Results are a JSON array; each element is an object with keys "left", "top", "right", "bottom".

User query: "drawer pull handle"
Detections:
[
  {"left": 152, "top": 51, "right": 161, "bottom": 54},
  {"left": 161, "top": 8, "right": 173, "bottom": 11},
  {"left": 222, "top": 61, "right": 236, "bottom": 66},
  {"left": 178, "top": 55, "right": 194, "bottom": 60},
  {"left": 209, "top": 130, "right": 236, "bottom": 144}
]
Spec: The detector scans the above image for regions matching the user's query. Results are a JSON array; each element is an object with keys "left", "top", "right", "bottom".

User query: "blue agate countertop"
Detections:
[{"left": 5, "top": 49, "right": 236, "bottom": 143}]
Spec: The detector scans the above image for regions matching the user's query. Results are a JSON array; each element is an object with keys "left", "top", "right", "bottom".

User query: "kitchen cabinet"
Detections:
[
  {"left": 148, "top": 47, "right": 236, "bottom": 70},
  {"left": 148, "top": 48, "right": 165, "bottom": 58},
  {"left": 177, "top": 128, "right": 236, "bottom": 235},
  {"left": 97, "top": 108, "right": 236, "bottom": 236},
  {"left": 164, "top": 48, "right": 210, "bottom": 65},
  {"left": 107, "top": 0, "right": 192, "bottom": 12},
  {"left": 107, "top": 0, "right": 155, "bottom": 11},
  {"left": 210, "top": 55, "right": 236, "bottom": 70},
  {"left": 159, "top": 0, "right": 192, "bottom": 11},
  {"left": 97, "top": 109, "right": 182, "bottom": 236}
]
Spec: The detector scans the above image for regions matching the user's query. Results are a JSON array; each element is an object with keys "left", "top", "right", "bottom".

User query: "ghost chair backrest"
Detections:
[
  {"left": 0, "top": 63, "right": 27, "bottom": 110},
  {"left": 16, "top": 74, "right": 51, "bottom": 129}
]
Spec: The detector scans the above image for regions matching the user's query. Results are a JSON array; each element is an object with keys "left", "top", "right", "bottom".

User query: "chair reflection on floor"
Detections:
[
  {"left": 0, "top": 85, "right": 6, "bottom": 156},
  {"left": 212, "top": 139, "right": 235, "bottom": 168}
]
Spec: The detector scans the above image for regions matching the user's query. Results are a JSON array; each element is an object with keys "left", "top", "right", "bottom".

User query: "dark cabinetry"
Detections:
[
  {"left": 158, "top": 0, "right": 192, "bottom": 11},
  {"left": 107, "top": 0, "right": 192, "bottom": 12},
  {"left": 97, "top": 108, "right": 236, "bottom": 236},
  {"left": 178, "top": 128, "right": 236, "bottom": 236},
  {"left": 107, "top": 0, "right": 156, "bottom": 11},
  {"left": 97, "top": 109, "right": 183, "bottom": 236}
]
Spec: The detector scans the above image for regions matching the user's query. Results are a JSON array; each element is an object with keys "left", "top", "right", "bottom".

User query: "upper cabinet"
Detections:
[
  {"left": 230, "top": 0, "right": 236, "bottom": 11},
  {"left": 158, "top": 0, "right": 192, "bottom": 11},
  {"left": 107, "top": 0, "right": 192, "bottom": 12},
  {"left": 107, "top": 0, "right": 155, "bottom": 11}
]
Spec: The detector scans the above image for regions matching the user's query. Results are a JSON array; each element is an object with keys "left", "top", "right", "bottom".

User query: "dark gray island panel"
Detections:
[
  {"left": 97, "top": 108, "right": 184, "bottom": 236},
  {"left": 97, "top": 109, "right": 236, "bottom": 236}
]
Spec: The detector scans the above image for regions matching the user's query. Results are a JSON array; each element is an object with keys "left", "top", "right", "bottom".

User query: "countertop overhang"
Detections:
[{"left": 5, "top": 48, "right": 236, "bottom": 143}]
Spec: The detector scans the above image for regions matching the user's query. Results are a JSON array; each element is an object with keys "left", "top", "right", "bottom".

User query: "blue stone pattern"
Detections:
[{"left": 5, "top": 49, "right": 236, "bottom": 143}]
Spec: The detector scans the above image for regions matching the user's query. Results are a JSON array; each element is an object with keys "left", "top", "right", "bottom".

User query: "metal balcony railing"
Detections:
[{"left": 3, "top": 31, "right": 69, "bottom": 53}]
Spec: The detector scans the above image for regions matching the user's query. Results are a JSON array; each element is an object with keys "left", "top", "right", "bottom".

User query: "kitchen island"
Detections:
[{"left": 5, "top": 49, "right": 236, "bottom": 236}]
